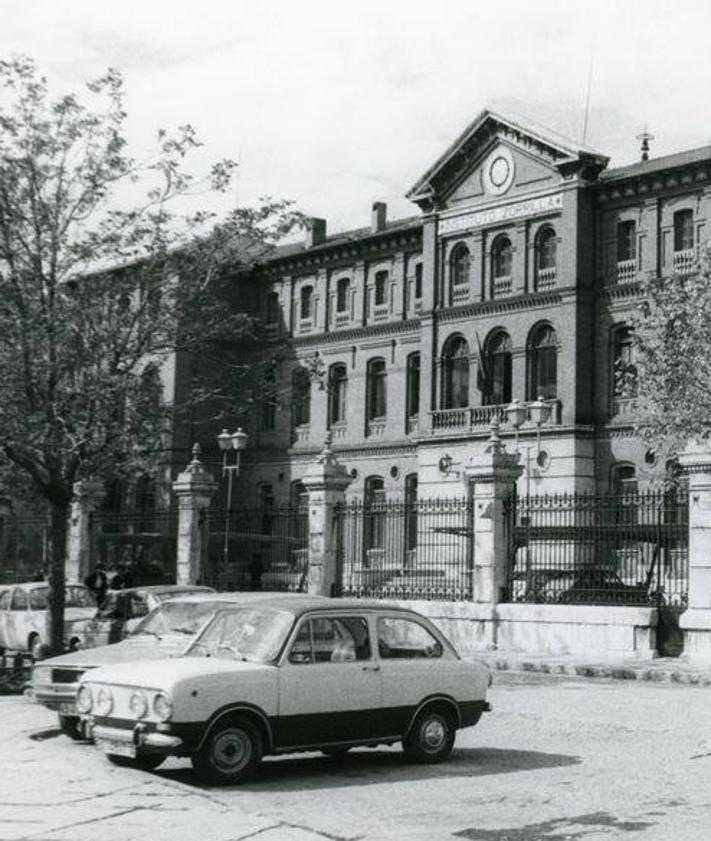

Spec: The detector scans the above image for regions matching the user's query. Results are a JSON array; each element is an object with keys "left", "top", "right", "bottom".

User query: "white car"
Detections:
[
  {"left": 0, "top": 582, "right": 96, "bottom": 659},
  {"left": 78, "top": 596, "right": 492, "bottom": 785}
]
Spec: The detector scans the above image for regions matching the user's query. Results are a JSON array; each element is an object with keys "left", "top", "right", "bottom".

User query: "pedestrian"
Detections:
[
  {"left": 84, "top": 562, "right": 109, "bottom": 607},
  {"left": 110, "top": 562, "right": 134, "bottom": 591}
]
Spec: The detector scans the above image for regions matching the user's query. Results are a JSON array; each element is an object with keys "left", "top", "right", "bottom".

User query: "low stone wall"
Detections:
[{"left": 385, "top": 599, "right": 658, "bottom": 659}]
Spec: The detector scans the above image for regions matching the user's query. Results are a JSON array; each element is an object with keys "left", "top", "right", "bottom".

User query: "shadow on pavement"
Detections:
[{"left": 157, "top": 746, "right": 580, "bottom": 791}]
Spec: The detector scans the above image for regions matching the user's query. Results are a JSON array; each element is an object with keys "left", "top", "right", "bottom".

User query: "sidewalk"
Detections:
[{"left": 470, "top": 650, "right": 711, "bottom": 685}]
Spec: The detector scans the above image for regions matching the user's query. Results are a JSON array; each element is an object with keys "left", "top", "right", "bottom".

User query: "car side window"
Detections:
[
  {"left": 0, "top": 590, "right": 10, "bottom": 610},
  {"left": 377, "top": 617, "right": 443, "bottom": 659},
  {"left": 130, "top": 595, "right": 149, "bottom": 619},
  {"left": 288, "top": 616, "right": 371, "bottom": 664},
  {"left": 10, "top": 589, "right": 29, "bottom": 611}
]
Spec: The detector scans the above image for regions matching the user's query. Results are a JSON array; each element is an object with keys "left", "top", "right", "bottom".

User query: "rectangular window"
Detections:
[
  {"left": 414, "top": 263, "right": 423, "bottom": 300},
  {"left": 367, "top": 361, "right": 387, "bottom": 420},
  {"left": 374, "top": 271, "right": 388, "bottom": 307},
  {"left": 616, "top": 221, "right": 636, "bottom": 262},
  {"left": 674, "top": 210, "right": 694, "bottom": 252},
  {"left": 336, "top": 278, "right": 349, "bottom": 313}
]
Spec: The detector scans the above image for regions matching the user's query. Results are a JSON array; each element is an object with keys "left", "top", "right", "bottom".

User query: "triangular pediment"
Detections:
[{"left": 407, "top": 110, "right": 609, "bottom": 212}]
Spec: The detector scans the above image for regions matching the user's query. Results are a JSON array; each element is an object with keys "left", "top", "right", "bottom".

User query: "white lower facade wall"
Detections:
[{"left": 384, "top": 599, "right": 658, "bottom": 659}]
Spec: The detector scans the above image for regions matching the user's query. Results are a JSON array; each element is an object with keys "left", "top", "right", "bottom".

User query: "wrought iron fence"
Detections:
[
  {"left": 504, "top": 489, "right": 689, "bottom": 607},
  {"left": 334, "top": 497, "right": 474, "bottom": 600},
  {"left": 0, "top": 516, "right": 51, "bottom": 584},
  {"left": 205, "top": 504, "right": 309, "bottom": 592},
  {"left": 90, "top": 509, "right": 179, "bottom": 584}
]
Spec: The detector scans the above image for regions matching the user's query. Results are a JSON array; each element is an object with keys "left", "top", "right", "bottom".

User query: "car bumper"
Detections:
[
  {"left": 89, "top": 721, "right": 183, "bottom": 753},
  {"left": 34, "top": 686, "right": 78, "bottom": 712}
]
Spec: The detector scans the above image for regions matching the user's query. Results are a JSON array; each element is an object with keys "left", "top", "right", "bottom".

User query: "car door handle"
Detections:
[{"left": 362, "top": 664, "right": 380, "bottom": 672}]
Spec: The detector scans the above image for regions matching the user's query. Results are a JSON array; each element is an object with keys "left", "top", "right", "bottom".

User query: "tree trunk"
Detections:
[{"left": 46, "top": 499, "right": 69, "bottom": 658}]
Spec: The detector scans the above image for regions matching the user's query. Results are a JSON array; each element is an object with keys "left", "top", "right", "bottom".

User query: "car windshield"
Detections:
[
  {"left": 187, "top": 607, "right": 295, "bottom": 663},
  {"left": 130, "top": 600, "right": 226, "bottom": 637},
  {"left": 29, "top": 586, "right": 96, "bottom": 609},
  {"left": 152, "top": 589, "right": 211, "bottom": 603}
]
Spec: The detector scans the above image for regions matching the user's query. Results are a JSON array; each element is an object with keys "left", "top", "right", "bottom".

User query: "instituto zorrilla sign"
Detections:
[{"left": 439, "top": 192, "right": 562, "bottom": 235}]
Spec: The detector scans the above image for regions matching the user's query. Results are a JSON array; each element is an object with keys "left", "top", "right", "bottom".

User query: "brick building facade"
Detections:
[{"left": 229, "top": 110, "right": 709, "bottom": 507}]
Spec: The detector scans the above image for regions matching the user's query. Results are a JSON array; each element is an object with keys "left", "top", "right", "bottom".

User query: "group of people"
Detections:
[{"left": 83, "top": 561, "right": 134, "bottom": 607}]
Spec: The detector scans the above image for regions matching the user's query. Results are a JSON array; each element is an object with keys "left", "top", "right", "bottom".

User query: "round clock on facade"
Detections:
[{"left": 482, "top": 147, "right": 515, "bottom": 196}]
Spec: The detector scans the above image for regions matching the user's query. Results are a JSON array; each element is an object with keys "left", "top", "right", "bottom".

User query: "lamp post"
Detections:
[
  {"left": 505, "top": 396, "right": 551, "bottom": 599},
  {"left": 217, "top": 427, "right": 249, "bottom": 571}
]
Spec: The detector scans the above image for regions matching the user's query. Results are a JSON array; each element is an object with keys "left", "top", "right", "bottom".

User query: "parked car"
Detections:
[
  {"left": 0, "top": 582, "right": 97, "bottom": 659},
  {"left": 70, "top": 584, "right": 216, "bottom": 650},
  {"left": 78, "top": 596, "right": 492, "bottom": 784},
  {"left": 32, "top": 591, "right": 314, "bottom": 739},
  {"left": 556, "top": 569, "right": 652, "bottom": 606}
]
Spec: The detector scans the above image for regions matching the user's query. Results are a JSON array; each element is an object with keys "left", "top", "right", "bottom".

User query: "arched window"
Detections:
[
  {"left": 492, "top": 235, "right": 512, "bottom": 277},
  {"left": 484, "top": 330, "right": 512, "bottom": 405},
  {"left": 374, "top": 271, "right": 388, "bottom": 307},
  {"left": 261, "top": 366, "right": 277, "bottom": 430},
  {"left": 442, "top": 336, "right": 470, "bottom": 409},
  {"left": 300, "top": 285, "right": 313, "bottom": 320},
  {"left": 328, "top": 363, "right": 348, "bottom": 426},
  {"left": 612, "top": 325, "right": 637, "bottom": 399},
  {"left": 527, "top": 323, "right": 557, "bottom": 400},
  {"left": 292, "top": 367, "right": 311, "bottom": 427},
  {"left": 366, "top": 358, "right": 387, "bottom": 420},
  {"left": 336, "top": 277, "right": 350, "bottom": 314},
  {"left": 449, "top": 243, "right": 470, "bottom": 303},
  {"left": 535, "top": 227, "right": 557, "bottom": 290},
  {"left": 364, "top": 476, "right": 386, "bottom": 559},
  {"left": 406, "top": 353, "right": 420, "bottom": 430}
]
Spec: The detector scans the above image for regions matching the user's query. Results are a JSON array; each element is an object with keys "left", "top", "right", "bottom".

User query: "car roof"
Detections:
[
  {"left": 111, "top": 584, "right": 216, "bottom": 597},
  {"left": 11, "top": 581, "right": 89, "bottom": 591},
  {"left": 211, "top": 595, "right": 422, "bottom": 617}
]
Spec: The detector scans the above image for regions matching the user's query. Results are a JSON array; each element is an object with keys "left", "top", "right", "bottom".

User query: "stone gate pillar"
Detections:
[
  {"left": 678, "top": 440, "right": 711, "bottom": 658},
  {"left": 66, "top": 479, "right": 106, "bottom": 583},
  {"left": 462, "top": 419, "right": 523, "bottom": 605},
  {"left": 301, "top": 432, "right": 352, "bottom": 596},
  {"left": 172, "top": 444, "right": 218, "bottom": 586}
]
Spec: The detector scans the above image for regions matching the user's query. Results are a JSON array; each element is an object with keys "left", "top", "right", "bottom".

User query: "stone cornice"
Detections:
[
  {"left": 597, "top": 164, "right": 711, "bottom": 204},
  {"left": 599, "top": 281, "right": 642, "bottom": 303},
  {"left": 283, "top": 441, "right": 418, "bottom": 459},
  {"left": 435, "top": 289, "right": 565, "bottom": 322},
  {"left": 291, "top": 318, "right": 421, "bottom": 349}
]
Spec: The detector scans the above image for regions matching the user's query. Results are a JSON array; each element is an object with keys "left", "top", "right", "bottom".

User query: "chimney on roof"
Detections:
[
  {"left": 305, "top": 217, "right": 327, "bottom": 248},
  {"left": 636, "top": 128, "right": 654, "bottom": 162},
  {"left": 371, "top": 201, "right": 387, "bottom": 234}
]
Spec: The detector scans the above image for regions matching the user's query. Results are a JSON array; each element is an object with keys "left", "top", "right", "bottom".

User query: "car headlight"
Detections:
[
  {"left": 95, "top": 687, "right": 114, "bottom": 716},
  {"left": 152, "top": 692, "right": 173, "bottom": 722},
  {"left": 76, "top": 685, "right": 93, "bottom": 714},
  {"left": 129, "top": 690, "right": 148, "bottom": 719}
]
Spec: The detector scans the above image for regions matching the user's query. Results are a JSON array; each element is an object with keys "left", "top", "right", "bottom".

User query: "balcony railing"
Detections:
[
  {"left": 492, "top": 275, "right": 512, "bottom": 298},
  {"left": 366, "top": 418, "right": 386, "bottom": 438},
  {"left": 430, "top": 399, "right": 562, "bottom": 434},
  {"left": 673, "top": 248, "right": 697, "bottom": 276},
  {"left": 616, "top": 259, "right": 637, "bottom": 283},
  {"left": 536, "top": 266, "right": 557, "bottom": 290},
  {"left": 334, "top": 311, "right": 350, "bottom": 326},
  {"left": 292, "top": 424, "right": 310, "bottom": 445},
  {"left": 610, "top": 396, "right": 636, "bottom": 420},
  {"left": 330, "top": 421, "right": 347, "bottom": 439},
  {"left": 451, "top": 285, "right": 469, "bottom": 305}
]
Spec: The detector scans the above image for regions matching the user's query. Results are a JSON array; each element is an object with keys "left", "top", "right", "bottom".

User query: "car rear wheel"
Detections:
[
  {"left": 29, "top": 634, "right": 45, "bottom": 661},
  {"left": 403, "top": 706, "right": 456, "bottom": 763},
  {"left": 68, "top": 638, "right": 82, "bottom": 652},
  {"left": 191, "top": 717, "right": 263, "bottom": 785},
  {"left": 107, "top": 751, "right": 165, "bottom": 771},
  {"left": 58, "top": 713, "right": 84, "bottom": 740}
]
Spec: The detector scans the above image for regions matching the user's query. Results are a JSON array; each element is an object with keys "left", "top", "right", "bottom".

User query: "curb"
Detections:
[{"left": 469, "top": 654, "right": 711, "bottom": 686}]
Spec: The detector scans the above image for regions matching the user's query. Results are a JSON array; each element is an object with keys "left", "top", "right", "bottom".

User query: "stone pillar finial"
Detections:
[
  {"left": 191, "top": 442, "right": 202, "bottom": 463},
  {"left": 173, "top": 445, "right": 218, "bottom": 586},
  {"left": 66, "top": 478, "right": 106, "bottom": 583},
  {"left": 484, "top": 417, "right": 505, "bottom": 454}
]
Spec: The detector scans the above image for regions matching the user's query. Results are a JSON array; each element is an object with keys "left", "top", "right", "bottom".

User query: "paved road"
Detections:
[{"left": 1, "top": 673, "right": 710, "bottom": 841}]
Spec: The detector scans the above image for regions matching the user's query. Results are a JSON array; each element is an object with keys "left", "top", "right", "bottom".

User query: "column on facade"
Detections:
[
  {"left": 66, "top": 479, "right": 106, "bottom": 583},
  {"left": 558, "top": 183, "right": 580, "bottom": 288},
  {"left": 315, "top": 267, "right": 329, "bottom": 332},
  {"left": 418, "top": 319, "right": 437, "bottom": 435},
  {"left": 354, "top": 260, "right": 367, "bottom": 325},
  {"left": 510, "top": 346, "right": 527, "bottom": 404},
  {"left": 462, "top": 419, "right": 523, "bottom": 604},
  {"left": 678, "top": 441, "right": 711, "bottom": 658},
  {"left": 471, "top": 231, "right": 485, "bottom": 301},
  {"left": 301, "top": 432, "right": 352, "bottom": 596},
  {"left": 391, "top": 253, "right": 406, "bottom": 320},
  {"left": 512, "top": 220, "right": 528, "bottom": 295},
  {"left": 172, "top": 444, "right": 218, "bottom": 586},
  {"left": 642, "top": 198, "right": 659, "bottom": 279}
]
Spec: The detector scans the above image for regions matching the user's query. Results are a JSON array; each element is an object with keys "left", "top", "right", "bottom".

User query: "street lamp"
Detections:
[
  {"left": 505, "top": 396, "right": 551, "bottom": 600},
  {"left": 217, "top": 427, "right": 249, "bottom": 570}
]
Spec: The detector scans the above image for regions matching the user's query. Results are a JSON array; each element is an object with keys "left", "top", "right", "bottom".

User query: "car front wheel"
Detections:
[
  {"left": 58, "top": 713, "right": 84, "bottom": 740},
  {"left": 191, "top": 718, "right": 263, "bottom": 785},
  {"left": 403, "top": 706, "right": 456, "bottom": 763}
]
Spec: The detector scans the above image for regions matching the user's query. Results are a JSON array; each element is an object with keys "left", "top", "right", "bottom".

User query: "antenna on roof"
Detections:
[
  {"left": 636, "top": 127, "right": 654, "bottom": 161},
  {"left": 581, "top": 42, "right": 595, "bottom": 145}
]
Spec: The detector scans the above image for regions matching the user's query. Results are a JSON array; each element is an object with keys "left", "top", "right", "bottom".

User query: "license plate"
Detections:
[
  {"left": 102, "top": 739, "right": 135, "bottom": 758},
  {"left": 59, "top": 702, "right": 77, "bottom": 715}
]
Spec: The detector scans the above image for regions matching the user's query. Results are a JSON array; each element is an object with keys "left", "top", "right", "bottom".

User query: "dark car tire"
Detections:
[
  {"left": 321, "top": 746, "right": 351, "bottom": 757},
  {"left": 191, "top": 717, "right": 263, "bottom": 785},
  {"left": 58, "top": 713, "right": 85, "bottom": 740},
  {"left": 107, "top": 751, "right": 165, "bottom": 771},
  {"left": 29, "top": 634, "right": 45, "bottom": 661},
  {"left": 403, "top": 706, "right": 456, "bottom": 764}
]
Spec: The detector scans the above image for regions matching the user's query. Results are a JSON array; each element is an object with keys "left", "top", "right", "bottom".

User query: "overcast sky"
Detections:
[{"left": 3, "top": 0, "right": 710, "bottom": 235}]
